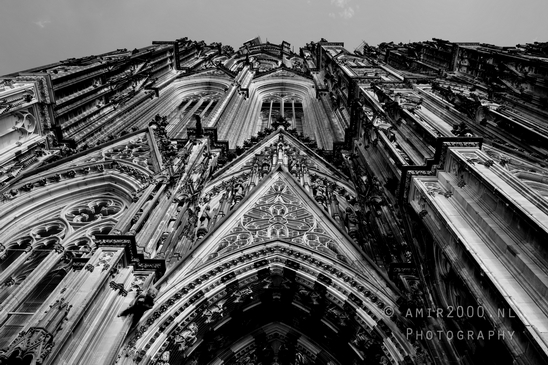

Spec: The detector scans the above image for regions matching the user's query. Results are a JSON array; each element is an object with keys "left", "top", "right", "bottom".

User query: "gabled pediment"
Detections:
[
  {"left": 135, "top": 167, "right": 411, "bottom": 365},
  {"left": 201, "top": 172, "right": 347, "bottom": 262},
  {"left": 253, "top": 66, "right": 312, "bottom": 81},
  {"left": 166, "top": 167, "right": 382, "bottom": 287},
  {"left": 60, "top": 131, "right": 155, "bottom": 171},
  {"left": 2, "top": 129, "right": 159, "bottom": 197},
  {"left": 210, "top": 128, "right": 349, "bottom": 185}
]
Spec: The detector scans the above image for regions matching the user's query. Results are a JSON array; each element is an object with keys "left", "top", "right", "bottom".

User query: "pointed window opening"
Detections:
[
  {"left": 0, "top": 265, "right": 69, "bottom": 349},
  {"left": 169, "top": 91, "right": 222, "bottom": 138},
  {"left": 260, "top": 94, "right": 303, "bottom": 130}
]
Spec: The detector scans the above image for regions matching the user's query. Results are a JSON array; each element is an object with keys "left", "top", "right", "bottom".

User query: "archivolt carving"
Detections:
[
  {"left": 122, "top": 239, "right": 416, "bottom": 365},
  {"left": 172, "top": 322, "right": 199, "bottom": 352}
]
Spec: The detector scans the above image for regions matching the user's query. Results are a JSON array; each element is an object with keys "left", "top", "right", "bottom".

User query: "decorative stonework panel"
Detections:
[
  {"left": 103, "top": 135, "right": 153, "bottom": 171},
  {"left": 86, "top": 224, "right": 114, "bottom": 237},
  {"left": 64, "top": 198, "right": 124, "bottom": 226},
  {"left": 212, "top": 178, "right": 343, "bottom": 261},
  {"left": 65, "top": 237, "right": 93, "bottom": 258},
  {"left": 423, "top": 181, "right": 452, "bottom": 198},
  {"left": 30, "top": 221, "right": 67, "bottom": 241}
]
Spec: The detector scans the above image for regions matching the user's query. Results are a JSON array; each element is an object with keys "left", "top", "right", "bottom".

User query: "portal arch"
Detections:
[{"left": 119, "top": 241, "right": 419, "bottom": 365}]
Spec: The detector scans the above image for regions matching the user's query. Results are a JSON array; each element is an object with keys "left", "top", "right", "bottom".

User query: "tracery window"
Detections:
[
  {"left": 0, "top": 262, "right": 70, "bottom": 349},
  {"left": 209, "top": 179, "right": 348, "bottom": 263},
  {"left": 0, "top": 193, "right": 124, "bottom": 348},
  {"left": 259, "top": 93, "right": 303, "bottom": 132},
  {"left": 176, "top": 91, "right": 222, "bottom": 124},
  {"left": 0, "top": 244, "right": 54, "bottom": 303},
  {"left": 0, "top": 109, "right": 38, "bottom": 152},
  {"left": 64, "top": 198, "right": 123, "bottom": 225},
  {"left": 0, "top": 220, "right": 67, "bottom": 307},
  {"left": 0, "top": 236, "right": 32, "bottom": 274},
  {"left": 167, "top": 91, "right": 223, "bottom": 137}
]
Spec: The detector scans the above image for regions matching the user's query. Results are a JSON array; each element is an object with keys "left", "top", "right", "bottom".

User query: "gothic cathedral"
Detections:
[{"left": 1, "top": 37, "right": 548, "bottom": 365}]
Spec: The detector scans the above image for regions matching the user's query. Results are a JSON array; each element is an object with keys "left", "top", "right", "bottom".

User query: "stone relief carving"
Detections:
[
  {"left": 424, "top": 182, "right": 452, "bottom": 198},
  {"left": 130, "top": 275, "right": 148, "bottom": 294},
  {"left": 97, "top": 252, "right": 115, "bottom": 271},
  {"left": 103, "top": 135, "right": 153, "bottom": 171},
  {"left": 212, "top": 178, "right": 347, "bottom": 262},
  {"left": 202, "top": 299, "right": 226, "bottom": 323},
  {"left": 64, "top": 198, "right": 123, "bottom": 225},
  {"left": 173, "top": 322, "right": 198, "bottom": 351}
]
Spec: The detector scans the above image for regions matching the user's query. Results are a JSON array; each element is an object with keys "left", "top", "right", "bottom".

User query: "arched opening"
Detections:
[
  {"left": 259, "top": 93, "right": 304, "bottom": 133},
  {"left": 0, "top": 263, "right": 70, "bottom": 349},
  {"left": 123, "top": 242, "right": 418, "bottom": 365}
]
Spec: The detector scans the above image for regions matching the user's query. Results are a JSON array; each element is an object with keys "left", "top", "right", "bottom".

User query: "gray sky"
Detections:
[{"left": 1, "top": 0, "right": 546, "bottom": 76}]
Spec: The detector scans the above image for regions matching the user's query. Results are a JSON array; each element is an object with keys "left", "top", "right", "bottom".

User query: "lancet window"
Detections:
[
  {"left": 0, "top": 220, "right": 67, "bottom": 308},
  {"left": 0, "top": 260, "right": 71, "bottom": 349},
  {"left": 0, "top": 192, "right": 125, "bottom": 351},
  {"left": 0, "top": 237, "right": 33, "bottom": 274},
  {"left": 0, "top": 243, "right": 54, "bottom": 305},
  {"left": 176, "top": 91, "right": 222, "bottom": 124},
  {"left": 259, "top": 93, "right": 304, "bottom": 131}
]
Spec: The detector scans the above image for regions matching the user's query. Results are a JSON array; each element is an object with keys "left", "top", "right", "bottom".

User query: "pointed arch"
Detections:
[
  {"left": 119, "top": 240, "right": 417, "bottom": 365},
  {"left": 117, "top": 166, "right": 416, "bottom": 365}
]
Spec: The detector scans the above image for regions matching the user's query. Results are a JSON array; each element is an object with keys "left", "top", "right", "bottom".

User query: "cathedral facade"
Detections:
[{"left": 0, "top": 36, "right": 548, "bottom": 365}]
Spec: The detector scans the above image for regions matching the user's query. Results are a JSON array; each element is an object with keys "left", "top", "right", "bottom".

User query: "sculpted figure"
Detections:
[
  {"left": 202, "top": 300, "right": 226, "bottom": 323},
  {"left": 118, "top": 287, "right": 157, "bottom": 329},
  {"left": 232, "top": 287, "right": 254, "bottom": 303},
  {"left": 173, "top": 322, "right": 199, "bottom": 351}
]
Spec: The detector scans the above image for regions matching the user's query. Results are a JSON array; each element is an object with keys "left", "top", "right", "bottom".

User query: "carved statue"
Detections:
[
  {"left": 297, "top": 287, "right": 321, "bottom": 306},
  {"left": 173, "top": 322, "right": 198, "bottom": 351},
  {"left": 327, "top": 305, "right": 350, "bottom": 326},
  {"left": 194, "top": 114, "right": 203, "bottom": 138},
  {"left": 231, "top": 287, "right": 254, "bottom": 303},
  {"left": 196, "top": 205, "right": 211, "bottom": 238},
  {"left": 118, "top": 287, "right": 157, "bottom": 329},
  {"left": 202, "top": 300, "right": 226, "bottom": 323},
  {"left": 352, "top": 328, "right": 374, "bottom": 352},
  {"left": 156, "top": 351, "right": 171, "bottom": 365}
]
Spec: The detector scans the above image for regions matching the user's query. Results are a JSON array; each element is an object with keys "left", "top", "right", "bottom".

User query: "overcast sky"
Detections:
[{"left": 1, "top": 0, "right": 546, "bottom": 76}]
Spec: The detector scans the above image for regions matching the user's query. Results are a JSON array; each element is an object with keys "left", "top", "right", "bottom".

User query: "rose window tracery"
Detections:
[
  {"left": 13, "top": 111, "right": 37, "bottom": 136},
  {"left": 65, "top": 237, "right": 94, "bottom": 258},
  {"left": 30, "top": 221, "right": 66, "bottom": 240},
  {"left": 64, "top": 198, "right": 123, "bottom": 225},
  {"left": 87, "top": 224, "right": 114, "bottom": 237},
  {"left": 214, "top": 179, "right": 343, "bottom": 261}
]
